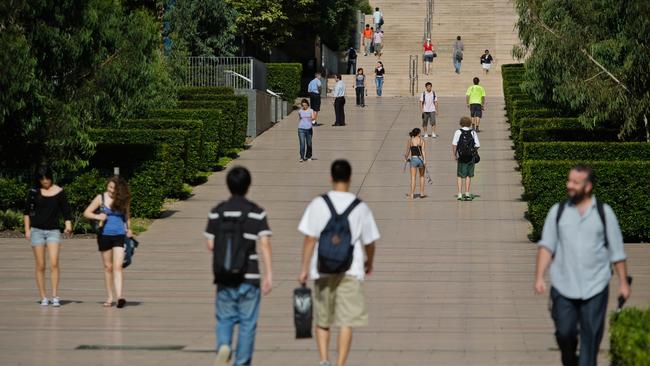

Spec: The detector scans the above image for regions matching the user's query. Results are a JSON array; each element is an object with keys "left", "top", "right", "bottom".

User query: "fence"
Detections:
[
  {"left": 186, "top": 57, "right": 267, "bottom": 90},
  {"left": 321, "top": 43, "right": 340, "bottom": 77}
]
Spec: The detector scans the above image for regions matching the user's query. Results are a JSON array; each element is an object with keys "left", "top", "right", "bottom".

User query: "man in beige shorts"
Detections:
[{"left": 299, "top": 159, "right": 380, "bottom": 366}]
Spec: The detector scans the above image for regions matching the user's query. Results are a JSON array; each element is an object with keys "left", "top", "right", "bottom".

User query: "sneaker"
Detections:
[
  {"left": 464, "top": 193, "right": 474, "bottom": 201},
  {"left": 423, "top": 134, "right": 428, "bottom": 138},
  {"left": 319, "top": 362, "right": 332, "bottom": 366},
  {"left": 432, "top": 133, "right": 438, "bottom": 138},
  {"left": 456, "top": 194, "right": 463, "bottom": 201},
  {"left": 214, "top": 345, "right": 231, "bottom": 366},
  {"left": 299, "top": 159, "right": 304, "bottom": 163},
  {"left": 40, "top": 298, "right": 49, "bottom": 306},
  {"left": 307, "top": 158, "right": 313, "bottom": 161},
  {"left": 51, "top": 297, "right": 61, "bottom": 307}
]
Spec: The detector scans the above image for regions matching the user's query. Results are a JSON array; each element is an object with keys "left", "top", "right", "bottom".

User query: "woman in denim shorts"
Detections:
[
  {"left": 84, "top": 176, "right": 133, "bottom": 308},
  {"left": 404, "top": 128, "right": 427, "bottom": 200},
  {"left": 23, "top": 166, "right": 73, "bottom": 307}
]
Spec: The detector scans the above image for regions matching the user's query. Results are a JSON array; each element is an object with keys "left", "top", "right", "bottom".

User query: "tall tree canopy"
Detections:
[
  {"left": 513, "top": 0, "right": 650, "bottom": 140},
  {"left": 0, "top": 0, "right": 175, "bottom": 171}
]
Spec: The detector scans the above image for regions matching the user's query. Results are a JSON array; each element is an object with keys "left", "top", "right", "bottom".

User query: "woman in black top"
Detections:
[
  {"left": 23, "top": 165, "right": 73, "bottom": 307},
  {"left": 404, "top": 128, "right": 427, "bottom": 199},
  {"left": 480, "top": 49, "right": 494, "bottom": 75},
  {"left": 374, "top": 61, "right": 386, "bottom": 96}
]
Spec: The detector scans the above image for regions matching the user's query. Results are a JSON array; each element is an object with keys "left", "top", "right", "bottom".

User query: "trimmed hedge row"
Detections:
[
  {"left": 177, "top": 86, "right": 234, "bottom": 100},
  {"left": 522, "top": 160, "right": 650, "bottom": 242},
  {"left": 522, "top": 142, "right": 650, "bottom": 162},
  {"left": 177, "top": 96, "right": 247, "bottom": 149},
  {"left": 267, "top": 63, "right": 302, "bottom": 102},
  {"left": 610, "top": 305, "right": 650, "bottom": 365},
  {"left": 516, "top": 127, "right": 620, "bottom": 159},
  {"left": 0, "top": 177, "right": 28, "bottom": 211}
]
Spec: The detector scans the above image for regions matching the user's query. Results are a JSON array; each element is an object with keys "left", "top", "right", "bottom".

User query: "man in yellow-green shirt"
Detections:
[{"left": 466, "top": 77, "right": 486, "bottom": 132}]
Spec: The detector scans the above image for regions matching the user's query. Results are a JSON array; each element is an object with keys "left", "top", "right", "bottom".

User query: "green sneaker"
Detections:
[
  {"left": 464, "top": 193, "right": 474, "bottom": 201},
  {"left": 456, "top": 193, "right": 463, "bottom": 201}
]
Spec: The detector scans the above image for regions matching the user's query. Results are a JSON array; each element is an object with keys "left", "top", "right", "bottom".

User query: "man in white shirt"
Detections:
[
  {"left": 451, "top": 116, "right": 480, "bottom": 201},
  {"left": 372, "top": 29, "right": 384, "bottom": 56},
  {"left": 332, "top": 74, "right": 346, "bottom": 126},
  {"left": 298, "top": 160, "right": 380, "bottom": 366},
  {"left": 373, "top": 7, "right": 383, "bottom": 30},
  {"left": 419, "top": 82, "right": 439, "bottom": 138}
]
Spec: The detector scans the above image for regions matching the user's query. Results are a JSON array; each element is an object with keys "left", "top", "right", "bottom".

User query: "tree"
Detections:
[
  {"left": 0, "top": 0, "right": 175, "bottom": 171},
  {"left": 513, "top": 0, "right": 650, "bottom": 140}
]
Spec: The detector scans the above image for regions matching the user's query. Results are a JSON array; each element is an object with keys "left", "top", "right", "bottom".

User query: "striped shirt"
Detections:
[{"left": 204, "top": 196, "right": 272, "bottom": 286}]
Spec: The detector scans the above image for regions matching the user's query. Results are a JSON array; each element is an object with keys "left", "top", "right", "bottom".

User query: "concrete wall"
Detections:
[{"left": 235, "top": 89, "right": 275, "bottom": 138}]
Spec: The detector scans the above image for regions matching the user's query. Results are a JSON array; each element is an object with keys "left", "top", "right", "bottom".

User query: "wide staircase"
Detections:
[{"left": 342, "top": 0, "right": 520, "bottom": 97}]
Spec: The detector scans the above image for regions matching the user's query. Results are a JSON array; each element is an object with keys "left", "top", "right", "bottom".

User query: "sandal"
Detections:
[
  {"left": 116, "top": 298, "right": 126, "bottom": 308},
  {"left": 102, "top": 301, "right": 114, "bottom": 307}
]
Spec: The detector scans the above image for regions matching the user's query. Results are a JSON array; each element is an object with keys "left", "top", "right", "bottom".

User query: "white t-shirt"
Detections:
[
  {"left": 373, "top": 11, "right": 383, "bottom": 24},
  {"left": 419, "top": 91, "right": 438, "bottom": 112},
  {"left": 452, "top": 127, "right": 480, "bottom": 147},
  {"left": 298, "top": 191, "right": 380, "bottom": 281}
]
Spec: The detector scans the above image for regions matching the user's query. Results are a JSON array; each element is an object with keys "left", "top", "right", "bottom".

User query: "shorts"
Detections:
[
  {"left": 374, "top": 43, "right": 383, "bottom": 54},
  {"left": 422, "top": 112, "right": 437, "bottom": 126},
  {"left": 30, "top": 228, "right": 61, "bottom": 246},
  {"left": 424, "top": 54, "right": 434, "bottom": 62},
  {"left": 309, "top": 93, "right": 321, "bottom": 112},
  {"left": 409, "top": 156, "right": 424, "bottom": 168},
  {"left": 470, "top": 103, "right": 483, "bottom": 118},
  {"left": 482, "top": 63, "right": 492, "bottom": 70},
  {"left": 457, "top": 161, "right": 475, "bottom": 178},
  {"left": 97, "top": 234, "right": 126, "bottom": 252},
  {"left": 314, "top": 274, "right": 368, "bottom": 328}
]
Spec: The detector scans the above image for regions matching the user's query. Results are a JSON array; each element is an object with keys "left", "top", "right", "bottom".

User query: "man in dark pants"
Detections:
[
  {"left": 332, "top": 74, "right": 346, "bottom": 126},
  {"left": 534, "top": 165, "right": 631, "bottom": 366},
  {"left": 346, "top": 47, "right": 357, "bottom": 74},
  {"left": 308, "top": 73, "right": 322, "bottom": 126}
]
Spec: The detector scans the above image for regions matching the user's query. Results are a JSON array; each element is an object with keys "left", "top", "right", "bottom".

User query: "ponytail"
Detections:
[{"left": 409, "top": 128, "right": 421, "bottom": 137}]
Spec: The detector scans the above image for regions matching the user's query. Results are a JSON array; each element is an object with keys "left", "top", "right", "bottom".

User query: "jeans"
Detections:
[
  {"left": 216, "top": 283, "right": 261, "bottom": 366},
  {"left": 550, "top": 286, "right": 609, "bottom": 366},
  {"left": 454, "top": 59, "right": 462, "bottom": 73},
  {"left": 334, "top": 97, "right": 346, "bottom": 125},
  {"left": 347, "top": 60, "right": 356, "bottom": 74},
  {"left": 375, "top": 77, "right": 384, "bottom": 96},
  {"left": 355, "top": 87, "right": 365, "bottom": 106},
  {"left": 298, "top": 128, "right": 313, "bottom": 160}
]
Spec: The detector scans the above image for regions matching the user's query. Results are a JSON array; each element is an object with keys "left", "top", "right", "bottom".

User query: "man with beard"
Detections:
[{"left": 533, "top": 165, "right": 630, "bottom": 366}]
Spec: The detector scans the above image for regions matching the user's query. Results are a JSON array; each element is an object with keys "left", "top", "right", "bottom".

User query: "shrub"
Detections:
[
  {"left": 123, "top": 119, "right": 204, "bottom": 181},
  {"left": 523, "top": 142, "right": 650, "bottom": 162},
  {"left": 176, "top": 96, "right": 248, "bottom": 149},
  {"left": 129, "top": 160, "right": 166, "bottom": 218},
  {"left": 267, "top": 63, "right": 303, "bottom": 102},
  {"left": 149, "top": 109, "right": 226, "bottom": 167},
  {"left": 517, "top": 127, "right": 620, "bottom": 159},
  {"left": 610, "top": 305, "right": 650, "bottom": 366},
  {"left": 0, "top": 209, "right": 24, "bottom": 231},
  {"left": 177, "top": 86, "right": 234, "bottom": 100},
  {"left": 0, "top": 178, "right": 28, "bottom": 211},
  {"left": 521, "top": 160, "right": 650, "bottom": 241}
]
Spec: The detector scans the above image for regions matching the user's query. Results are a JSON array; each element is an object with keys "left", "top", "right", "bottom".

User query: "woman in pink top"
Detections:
[{"left": 423, "top": 38, "right": 435, "bottom": 75}]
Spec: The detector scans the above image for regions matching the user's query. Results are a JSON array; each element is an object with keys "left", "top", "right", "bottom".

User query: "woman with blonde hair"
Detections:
[{"left": 84, "top": 176, "right": 132, "bottom": 308}]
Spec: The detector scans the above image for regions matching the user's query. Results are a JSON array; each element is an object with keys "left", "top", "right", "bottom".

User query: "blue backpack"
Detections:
[{"left": 317, "top": 194, "right": 362, "bottom": 274}]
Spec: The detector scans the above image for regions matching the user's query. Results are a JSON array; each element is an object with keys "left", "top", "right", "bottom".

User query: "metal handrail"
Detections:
[{"left": 225, "top": 70, "right": 252, "bottom": 89}]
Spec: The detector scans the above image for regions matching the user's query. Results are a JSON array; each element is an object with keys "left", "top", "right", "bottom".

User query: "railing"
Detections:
[
  {"left": 423, "top": 0, "right": 434, "bottom": 43},
  {"left": 409, "top": 55, "right": 419, "bottom": 96},
  {"left": 186, "top": 57, "right": 267, "bottom": 90},
  {"left": 321, "top": 43, "right": 339, "bottom": 76}
]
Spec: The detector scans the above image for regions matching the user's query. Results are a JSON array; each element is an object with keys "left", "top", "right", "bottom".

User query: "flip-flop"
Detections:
[
  {"left": 420, "top": 195, "right": 428, "bottom": 199},
  {"left": 102, "top": 301, "right": 114, "bottom": 307}
]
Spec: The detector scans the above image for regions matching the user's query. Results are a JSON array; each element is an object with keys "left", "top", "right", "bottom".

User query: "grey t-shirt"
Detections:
[{"left": 453, "top": 40, "right": 464, "bottom": 59}]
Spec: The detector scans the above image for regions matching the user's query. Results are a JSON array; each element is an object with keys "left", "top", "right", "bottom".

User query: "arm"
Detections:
[
  {"left": 405, "top": 138, "right": 411, "bottom": 160},
  {"left": 613, "top": 260, "right": 631, "bottom": 300},
  {"left": 481, "top": 96, "right": 486, "bottom": 109},
  {"left": 259, "top": 235, "right": 273, "bottom": 295},
  {"left": 452, "top": 145, "right": 458, "bottom": 160},
  {"left": 422, "top": 140, "right": 427, "bottom": 165},
  {"left": 24, "top": 215, "right": 31, "bottom": 240},
  {"left": 466, "top": 95, "right": 470, "bottom": 106},
  {"left": 60, "top": 191, "right": 73, "bottom": 235},
  {"left": 83, "top": 195, "right": 106, "bottom": 222},
  {"left": 534, "top": 247, "right": 553, "bottom": 294},
  {"left": 434, "top": 100, "right": 439, "bottom": 114},
  {"left": 298, "top": 236, "right": 317, "bottom": 284},
  {"left": 364, "top": 243, "right": 376, "bottom": 275},
  {"left": 125, "top": 207, "right": 133, "bottom": 237}
]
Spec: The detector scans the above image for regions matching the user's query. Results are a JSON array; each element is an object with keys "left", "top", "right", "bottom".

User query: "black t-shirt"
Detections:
[
  {"left": 375, "top": 67, "right": 385, "bottom": 76},
  {"left": 480, "top": 54, "right": 493, "bottom": 64},
  {"left": 204, "top": 196, "right": 271, "bottom": 286},
  {"left": 24, "top": 189, "right": 73, "bottom": 230}
]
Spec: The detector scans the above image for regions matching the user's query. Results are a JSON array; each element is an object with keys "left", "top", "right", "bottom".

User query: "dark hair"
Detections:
[
  {"left": 571, "top": 164, "right": 595, "bottom": 185},
  {"left": 409, "top": 128, "right": 421, "bottom": 137},
  {"left": 457, "top": 35, "right": 461, "bottom": 40},
  {"left": 301, "top": 98, "right": 310, "bottom": 106},
  {"left": 107, "top": 176, "right": 131, "bottom": 214},
  {"left": 485, "top": 49, "right": 489, "bottom": 53},
  {"left": 365, "top": 23, "right": 369, "bottom": 27},
  {"left": 34, "top": 165, "right": 54, "bottom": 187},
  {"left": 357, "top": 68, "right": 364, "bottom": 74},
  {"left": 227, "top": 166, "right": 251, "bottom": 196},
  {"left": 425, "top": 82, "right": 432, "bottom": 87},
  {"left": 331, "top": 160, "right": 352, "bottom": 183},
  {"left": 473, "top": 77, "right": 480, "bottom": 85},
  {"left": 375, "top": 7, "right": 379, "bottom": 10},
  {"left": 336, "top": 74, "right": 342, "bottom": 80}
]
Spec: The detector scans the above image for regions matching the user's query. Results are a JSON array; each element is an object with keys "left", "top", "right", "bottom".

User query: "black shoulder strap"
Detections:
[
  {"left": 556, "top": 201, "right": 567, "bottom": 225},
  {"left": 321, "top": 194, "right": 337, "bottom": 217},
  {"left": 101, "top": 192, "right": 105, "bottom": 208},
  {"left": 596, "top": 200, "right": 609, "bottom": 248},
  {"left": 341, "top": 198, "right": 362, "bottom": 218}
]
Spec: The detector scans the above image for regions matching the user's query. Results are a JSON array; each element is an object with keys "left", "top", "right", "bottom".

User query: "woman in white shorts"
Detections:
[{"left": 480, "top": 49, "right": 493, "bottom": 75}]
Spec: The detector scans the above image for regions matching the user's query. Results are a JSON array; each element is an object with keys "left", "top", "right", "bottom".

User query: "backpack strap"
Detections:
[
  {"left": 321, "top": 194, "right": 361, "bottom": 219},
  {"left": 555, "top": 200, "right": 567, "bottom": 225},
  {"left": 596, "top": 200, "right": 609, "bottom": 248},
  {"left": 321, "top": 194, "right": 338, "bottom": 217},
  {"left": 341, "top": 198, "right": 362, "bottom": 218}
]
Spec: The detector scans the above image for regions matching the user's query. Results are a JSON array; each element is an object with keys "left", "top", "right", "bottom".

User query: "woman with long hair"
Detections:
[
  {"left": 354, "top": 68, "right": 367, "bottom": 107},
  {"left": 404, "top": 128, "right": 427, "bottom": 199},
  {"left": 23, "top": 165, "right": 73, "bottom": 307},
  {"left": 83, "top": 176, "right": 132, "bottom": 308}
]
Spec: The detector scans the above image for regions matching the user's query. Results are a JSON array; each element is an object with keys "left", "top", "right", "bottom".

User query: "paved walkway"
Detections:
[{"left": 1, "top": 96, "right": 649, "bottom": 365}]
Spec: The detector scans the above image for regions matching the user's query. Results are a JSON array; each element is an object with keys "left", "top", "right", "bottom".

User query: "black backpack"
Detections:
[
  {"left": 317, "top": 194, "right": 361, "bottom": 274},
  {"left": 456, "top": 129, "right": 476, "bottom": 161},
  {"left": 455, "top": 49, "right": 463, "bottom": 61},
  {"left": 212, "top": 204, "right": 252, "bottom": 284},
  {"left": 348, "top": 48, "right": 357, "bottom": 59}
]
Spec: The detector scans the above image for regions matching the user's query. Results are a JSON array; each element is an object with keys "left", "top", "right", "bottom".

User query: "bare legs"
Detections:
[
  {"left": 101, "top": 247, "right": 125, "bottom": 305},
  {"left": 424, "top": 61, "right": 431, "bottom": 75},
  {"left": 457, "top": 177, "right": 472, "bottom": 196},
  {"left": 32, "top": 243, "right": 60, "bottom": 300},
  {"left": 410, "top": 167, "right": 426, "bottom": 199},
  {"left": 419, "top": 167, "right": 426, "bottom": 197},
  {"left": 316, "top": 326, "right": 353, "bottom": 366}
]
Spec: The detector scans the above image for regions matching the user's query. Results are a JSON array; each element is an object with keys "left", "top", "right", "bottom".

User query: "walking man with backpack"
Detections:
[
  {"left": 453, "top": 36, "right": 464, "bottom": 74},
  {"left": 452, "top": 116, "right": 480, "bottom": 201},
  {"left": 346, "top": 47, "right": 357, "bottom": 74},
  {"left": 419, "top": 82, "right": 439, "bottom": 138},
  {"left": 534, "top": 165, "right": 630, "bottom": 366},
  {"left": 298, "top": 159, "right": 380, "bottom": 366},
  {"left": 466, "top": 77, "right": 486, "bottom": 132},
  {"left": 204, "top": 166, "right": 273, "bottom": 366}
]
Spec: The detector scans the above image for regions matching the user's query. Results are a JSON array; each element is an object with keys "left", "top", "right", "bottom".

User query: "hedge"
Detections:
[
  {"left": 0, "top": 177, "right": 28, "bottom": 211},
  {"left": 267, "top": 63, "right": 303, "bottom": 102},
  {"left": 517, "top": 127, "right": 620, "bottom": 159},
  {"left": 610, "top": 305, "right": 650, "bottom": 366},
  {"left": 523, "top": 142, "right": 650, "bottom": 162},
  {"left": 149, "top": 109, "right": 226, "bottom": 168},
  {"left": 176, "top": 96, "right": 248, "bottom": 149},
  {"left": 522, "top": 160, "right": 650, "bottom": 241},
  {"left": 177, "top": 86, "right": 234, "bottom": 100},
  {"left": 123, "top": 119, "right": 204, "bottom": 181}
]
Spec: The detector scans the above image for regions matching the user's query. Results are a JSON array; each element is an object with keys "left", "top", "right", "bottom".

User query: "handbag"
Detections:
[{"left": 293, "top": 284, "right": 313, "bottom": 338}]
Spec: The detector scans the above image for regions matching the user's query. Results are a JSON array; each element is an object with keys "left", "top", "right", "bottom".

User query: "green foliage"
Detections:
[
  {"left": 176, "top": 97, "right": 248, "bottom": 149},
  {"left": 64, "top": 170, "right": 108, "bottom": 233},
  {"left": 358, "top": 0, "right": 372, "bottom": 14},
  {"left": 0, "top": 178, "right": 28, "bottom": 211},
  {"left": 0, "top": 210, "right": 25, "bottom": 232},
  {"left": 517, "top": 127, "right": 619, "bottom": 159},
  {"left": 129, "top": 161, "right": 166, "bottom": 218},
  {"left": 513, "top": 0, "right": 650, "bottom": 140},
  {"left": 610, "top": 305, "right": 650, "bottom": 366},
  {"left": 522, "top": 161, "right": 650, "bottom": 242},
  {"left": 267, "top": 63, "right": 303, "bottom": 102},
  {"left": 523, "top": 142, "right": 650, "bottom": 162},
  {"left": 177, "top": 86, "right": 235, "bottom": 99},
  {"left": 165, "top": 0, "right": 238, "bottom": 57}
]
